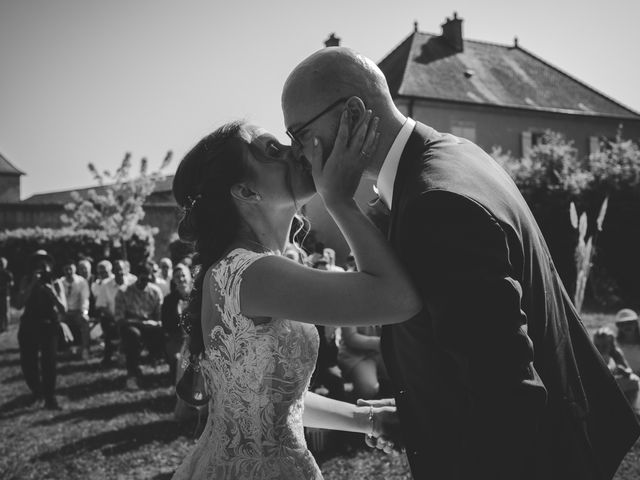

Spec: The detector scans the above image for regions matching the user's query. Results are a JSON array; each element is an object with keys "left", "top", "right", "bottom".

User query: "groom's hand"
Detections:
[{"left": 357, "top": 398, "right": 403, "bottom": 454}]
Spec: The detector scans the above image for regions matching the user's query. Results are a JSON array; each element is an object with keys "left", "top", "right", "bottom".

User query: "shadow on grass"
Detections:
[
  {"left": 1, "top": 372, "right": 24, "bottom": 384},
  {"left": 152, "top": 473, "right": 175, "bottom": 480},
  {"left": 0, "top": 347, "right": 21, "bottom": 355},
  {"left": 0, "top": 357, "right": 21, "bottom": 368},
  {"left": 55, "top": 375, "right": 124, "bottom": 400},
  {"left": 55, "top": 370, "right": 171, "bottom": 400},
  {"left": 0, "top": 392, "right": 38, "bottom": 418},
  {"left": 37, "top": 418, "right": 194, "bottom": 459},
  {"left": 2, "top": 361, "right": 110, "bottom": 385},
  {"left": 34, "top": 394, "right": 176, "bottom": 426}
]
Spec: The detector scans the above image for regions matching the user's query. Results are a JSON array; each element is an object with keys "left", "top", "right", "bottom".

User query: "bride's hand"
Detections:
[{"left": 310, "top": 109, "right": 380, "bottom": 206}]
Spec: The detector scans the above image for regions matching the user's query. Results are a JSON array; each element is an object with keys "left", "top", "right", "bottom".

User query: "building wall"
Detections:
[
  {"left": 0, "top": 176, "right": 21, "bottom": 203},
  {"left": 402, "top": 98, "right": 640, "bottom": 159}
]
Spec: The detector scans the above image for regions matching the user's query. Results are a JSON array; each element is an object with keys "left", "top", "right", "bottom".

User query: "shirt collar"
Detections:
[{"left": 376, "top": 117, "right": 415, "bottom": 210}]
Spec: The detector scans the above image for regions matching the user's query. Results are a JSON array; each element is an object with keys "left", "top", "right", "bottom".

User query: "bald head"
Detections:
[
  {"left": 282, "top": 47, "right": 406, "bottom": 177},
  {"left": 282, "top": 47, "right": 392, "bottom": 113}
]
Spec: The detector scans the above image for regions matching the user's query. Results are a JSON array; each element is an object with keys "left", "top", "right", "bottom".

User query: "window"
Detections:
[
  {"left": 521, "top": 130, "right": 544, "bottom": 156},
  {"left": 451, "top": 121, "right": 476, "bottom": 142}
]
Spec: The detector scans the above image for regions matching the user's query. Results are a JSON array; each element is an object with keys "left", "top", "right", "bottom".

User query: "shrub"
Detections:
[{"left": 493, "top": 129, "right": 640, "bottom": 309}]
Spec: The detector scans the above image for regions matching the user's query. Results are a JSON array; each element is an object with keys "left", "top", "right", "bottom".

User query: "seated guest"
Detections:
[
  {"left": 616, "top": 308, "right": 640, "bottom": 374},
  {"left": 157, "top": 257, "right": 173, "bottom": 295},
  {"left": 77, "top": 258, "right": 96, "bottom": 318},
  {"left": 594, "top": 327, "right": 640, "bottom": 414},
  {"left": 283, "top": 243, "right": 306, "bottom": 264},
  {"left": 115, "top": 261, "right": 164, "bottom": 389},
  {"left": 323, "top": 248, "right": 344, "bottom": 272},
  {"left": 59, "top": 262, "right": 91, "bottom": 360},
  {"left": 161, "top": 263, "right": 192, "bottom": 380},
  {"left": 343, "top": 252, "right": 357, "bottom": 272},
  {"left": 93, "top": 260, "right": 134, "bottom": 366},
  {"left": 152, "top": 261, "right": 171, "bottom": 297},
  {"left": 338, "top": 325, "right": 388, "bottom": 400}
]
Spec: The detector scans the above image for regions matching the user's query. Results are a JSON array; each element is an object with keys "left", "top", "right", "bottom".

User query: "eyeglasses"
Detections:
[{"left": 286, "top": 97, "right": 348, "bottom": 146}]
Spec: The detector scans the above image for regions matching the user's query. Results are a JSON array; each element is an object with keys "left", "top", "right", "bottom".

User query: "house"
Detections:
[
  {"left": 380, "top": 13, "right": 640, "bottom": 158},
  {"left": 0, "top": 152, "right": 24, "bottom": 204}
]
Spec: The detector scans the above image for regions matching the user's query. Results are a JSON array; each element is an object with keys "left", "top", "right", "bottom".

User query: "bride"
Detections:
[{"left": 171, "top": 110, "right": 421, "bottom": 479}]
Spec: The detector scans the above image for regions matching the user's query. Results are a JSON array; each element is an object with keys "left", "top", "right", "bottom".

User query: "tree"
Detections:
[{"left": 62, "top": 151, "right": 172, "bottom": 260}]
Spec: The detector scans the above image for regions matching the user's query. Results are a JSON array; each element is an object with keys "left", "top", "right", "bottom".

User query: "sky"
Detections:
[{"left": 1, "top": 0, "right": 639, "bottom": 199}]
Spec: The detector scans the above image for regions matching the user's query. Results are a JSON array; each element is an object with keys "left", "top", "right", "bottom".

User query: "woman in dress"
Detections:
[{"left": 171, "top": 110, "right": 421, "bottom": 479}]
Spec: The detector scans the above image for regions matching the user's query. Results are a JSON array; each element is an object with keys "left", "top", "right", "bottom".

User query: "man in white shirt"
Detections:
[
  {"left": 95, "top": 260, "right": 136, "bottom": 366},
  {"left": 60, "top": 262, "right": 90, "bottom": 360}
]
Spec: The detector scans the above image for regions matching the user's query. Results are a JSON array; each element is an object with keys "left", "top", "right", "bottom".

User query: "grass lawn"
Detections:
[{"left": 0, "top": 312, "right": 638, "bottom": 480}]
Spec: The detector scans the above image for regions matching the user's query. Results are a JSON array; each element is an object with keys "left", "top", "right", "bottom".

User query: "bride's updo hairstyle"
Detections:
[{"left": 173, "top": 120, "right": 249, "bottom": 359}]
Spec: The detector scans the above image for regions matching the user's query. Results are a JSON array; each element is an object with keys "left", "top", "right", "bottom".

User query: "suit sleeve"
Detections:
[{"left": 396, "top": 190, "right": 547, "bottom": 429}]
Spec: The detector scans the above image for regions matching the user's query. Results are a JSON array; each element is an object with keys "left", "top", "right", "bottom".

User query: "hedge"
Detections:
[
  {"left": 0, "top": 226, "right": 154, "bottom": 289},
  {"left": 493, "top": 129, "right": 640, "bottom": 310}
]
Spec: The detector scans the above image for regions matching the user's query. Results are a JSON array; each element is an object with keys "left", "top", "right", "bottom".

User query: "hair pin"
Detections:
[{"left": 185, "top": 193, "right": 202, "bottom": 213}]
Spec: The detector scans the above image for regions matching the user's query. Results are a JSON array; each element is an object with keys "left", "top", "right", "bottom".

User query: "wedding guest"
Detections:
[
  {"left": 161, "top": 263, "right": 192, "bottom": 380},
  {"left": 159, "top": 258, "right": 173, "bottom": 283},
  {"left": 338, "top": 325, "right": 387, "bottom": 400},
  {"left": 0, "top": 257, "right": 13, "bottom": 333},
  {"left": 616, "top": 308, "right": 640, "bottom": 374},
  {"left": 343, "top": 252, "right": 357, "bottom": 272},
  {"left": 92, "top": 260, "right": 118, "bottom": 366},
  {"left": 323, "top": 248, "right": 344, "bottom": 272},
  {"left": 115, "top": 261, "right": 164, "bottom": 389},
  {"left": 77, "top": 258, "right": 96, "bottom": 320},
  {"left": 178, "top": 256, "right": 193, "bottom": 268},
  {"left": 17, "top": 250, "right": 68, "bottom": 409},
  {"left": 594, "top": 327, "right": 640, "bottom": 413},
  {"left": 60, "top": 262, "right": 91, "bottom": 360},
  {"left": 283, "top": 243, "right": 306, "bottom": 264},
  {"left": 76, "top": 259, "right": 93, "bottom": 282}
]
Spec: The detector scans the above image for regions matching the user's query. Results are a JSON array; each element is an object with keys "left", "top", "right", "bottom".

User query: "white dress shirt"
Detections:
[
  {"left": 60, "top": 274, "right": 90, "bottom": 314},
  {"left": 376, "top": 117, "right": 416, "bottom": 210}
]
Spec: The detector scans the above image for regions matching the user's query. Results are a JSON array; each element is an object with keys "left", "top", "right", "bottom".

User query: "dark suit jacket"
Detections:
[{"left": 381, "top": 122, "right": 640, "bottom": 480}]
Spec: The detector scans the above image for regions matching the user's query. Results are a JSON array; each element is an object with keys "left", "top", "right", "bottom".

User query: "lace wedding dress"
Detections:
[{"left": 172, "top": 248, "right": 323, "bottom": 479}]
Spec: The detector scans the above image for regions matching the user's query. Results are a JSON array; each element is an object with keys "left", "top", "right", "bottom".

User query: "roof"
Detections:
[
  {"left": 23, "top": 174, "right": 175, "bottom": 205},
  {"left": 0, "top": 152, "right": 25, "bottom": 176},
  {"left": 378, "top": 31, "right": 640, "bottom": 119}
]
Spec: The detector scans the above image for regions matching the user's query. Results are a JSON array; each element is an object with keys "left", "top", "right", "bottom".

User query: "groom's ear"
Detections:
[{"left": 344, "top": 96, "right": 367, "bottom": 139}]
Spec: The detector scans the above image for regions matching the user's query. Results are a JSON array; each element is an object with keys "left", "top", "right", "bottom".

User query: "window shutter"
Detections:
[{"left": 521, "top": 131, "right": 532, "bottom": 157}]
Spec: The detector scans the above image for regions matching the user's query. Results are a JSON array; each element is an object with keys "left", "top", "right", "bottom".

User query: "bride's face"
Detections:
[{"left": 244, "top": 125, "right": 316, "bottom": 208}]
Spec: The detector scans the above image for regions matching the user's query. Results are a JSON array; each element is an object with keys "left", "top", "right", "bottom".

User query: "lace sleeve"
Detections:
[{"left": 210, "top": 248, "right": 271, "bottom": 328}]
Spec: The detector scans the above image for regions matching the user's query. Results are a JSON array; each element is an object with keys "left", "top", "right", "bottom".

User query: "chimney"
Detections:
[
  {"left": 324, "top": 33, "right": 341, "bottom": 48},
  {"left": 441, "top": 12, "right": 463, "bottom": 52}
]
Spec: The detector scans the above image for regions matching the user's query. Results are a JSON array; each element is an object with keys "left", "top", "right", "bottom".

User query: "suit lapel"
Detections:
[{"left": 387, "top": 122, "right": 430, "bottom": 242}]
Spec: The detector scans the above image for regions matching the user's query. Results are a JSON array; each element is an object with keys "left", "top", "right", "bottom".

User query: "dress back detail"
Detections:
[{"left": 172, "top": 248, "right": 322, "bottom": 479}]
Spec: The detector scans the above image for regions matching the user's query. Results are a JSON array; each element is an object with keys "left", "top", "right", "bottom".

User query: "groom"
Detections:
[{"left": 282, "top": 48, "right": 640, "bottom": 479}]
